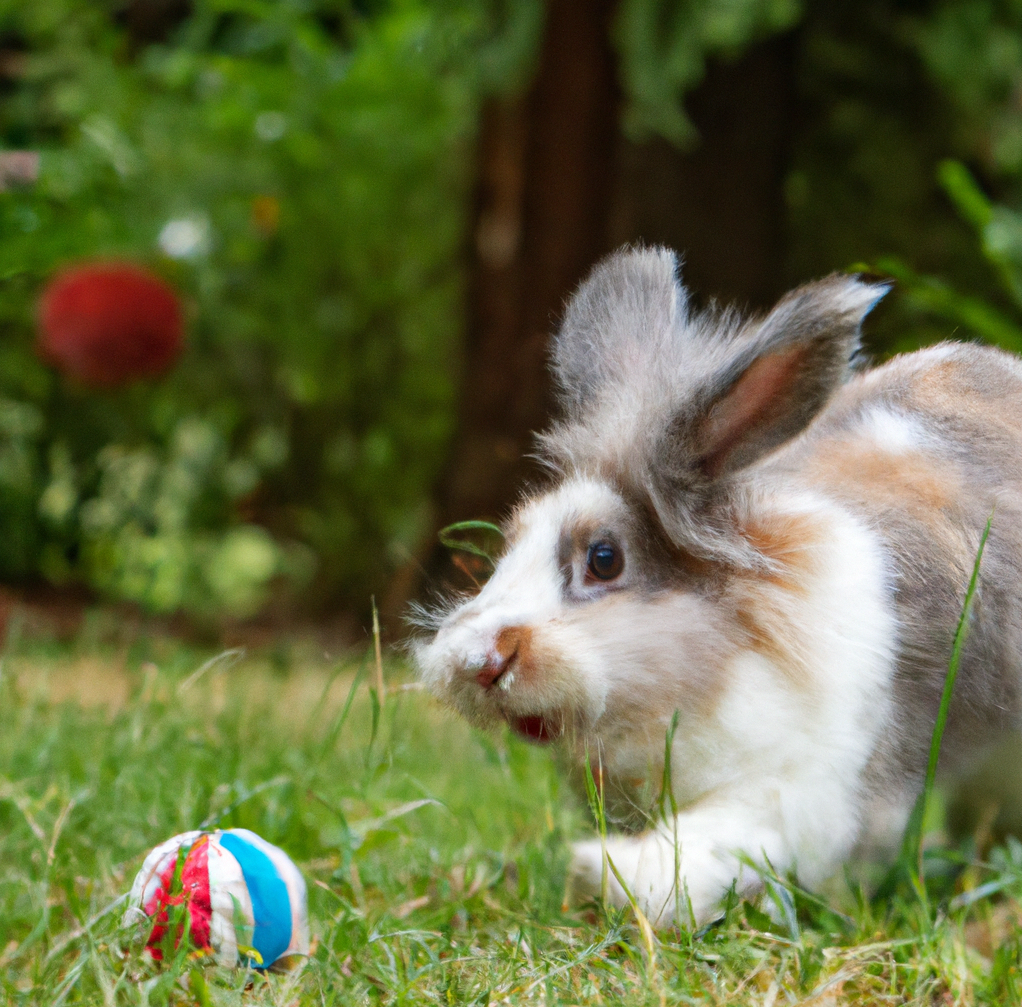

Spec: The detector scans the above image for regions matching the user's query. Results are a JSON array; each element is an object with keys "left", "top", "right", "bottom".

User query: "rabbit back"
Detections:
[{"left": 781, "top": 341, "right": 1022, "bottom": 790}]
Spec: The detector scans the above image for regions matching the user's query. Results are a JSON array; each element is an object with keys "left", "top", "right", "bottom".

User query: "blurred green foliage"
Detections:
[
  {"left": 785, "top": 1, "right": 1022, "bottom": 356},
  {"left": 878, "top": 160, "right": 1022, "bottom": 356},
  {"left": 874, "top": 1, "right": 1022, "bottom": 357},
  {"left": 1, "top": 0, "right": 1021, "bottom": 620},
  {"left": 0, "top": 0, "right": 540, "bottom": 616},
  {"left": 615, "top": 0, "right": 803, "bottom": 145}
]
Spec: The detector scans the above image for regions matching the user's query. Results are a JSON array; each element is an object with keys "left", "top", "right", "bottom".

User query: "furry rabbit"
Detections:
[{"left": 413, "top": 246, "right": 1022, "bottom": 926}]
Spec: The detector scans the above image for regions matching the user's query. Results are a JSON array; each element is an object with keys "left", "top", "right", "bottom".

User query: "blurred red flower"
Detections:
[{"left": 37, "top": 262, "right": 184, "bottom": 388}]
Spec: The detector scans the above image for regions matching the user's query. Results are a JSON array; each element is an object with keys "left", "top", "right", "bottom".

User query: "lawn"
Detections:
[{"left": 2, "top": 615, "right": 1022, "bottom": 1005}]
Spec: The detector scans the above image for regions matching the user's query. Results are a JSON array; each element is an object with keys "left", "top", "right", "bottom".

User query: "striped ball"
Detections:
[{"left": 127, "top": 829, "right": 309, "bottom": 969}]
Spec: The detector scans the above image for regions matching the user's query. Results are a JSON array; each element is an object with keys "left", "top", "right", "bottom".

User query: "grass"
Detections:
[{"left": 3, "top": 612, "right": 1022, "bottom": 1003}]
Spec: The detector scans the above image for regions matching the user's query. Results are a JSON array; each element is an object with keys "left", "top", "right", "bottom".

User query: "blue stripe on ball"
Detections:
[{"left": 218, "top": 832, "right": 292, "bottom": 968}]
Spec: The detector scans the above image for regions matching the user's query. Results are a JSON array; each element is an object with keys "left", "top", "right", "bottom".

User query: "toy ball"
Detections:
[{"left": 126, "top": 828, "right": 309, "bottom": 970}]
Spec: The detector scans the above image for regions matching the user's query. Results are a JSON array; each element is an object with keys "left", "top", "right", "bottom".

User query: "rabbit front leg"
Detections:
[
  {"left": 568, "top": 807, "right": 781, "bottom": 926},
  {"left": 568, "top": 787, "right": 853, "bottom": 926}
]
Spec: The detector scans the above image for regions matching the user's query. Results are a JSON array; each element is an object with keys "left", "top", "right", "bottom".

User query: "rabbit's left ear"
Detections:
[
  {"left": 551, "top": 245, "right": 687, "bottom": 420},
  {"left": 685, "top": 275, "right": 890, "bottom": 481}
]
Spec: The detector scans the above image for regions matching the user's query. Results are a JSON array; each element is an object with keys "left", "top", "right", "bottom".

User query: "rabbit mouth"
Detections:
[{"left": 506, "top": 714, "right": 560, "bottom": 744}]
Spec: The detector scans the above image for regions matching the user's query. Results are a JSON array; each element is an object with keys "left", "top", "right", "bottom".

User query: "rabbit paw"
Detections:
[{"left": 568, "top": 836, "right": 680, "bottom": 924}]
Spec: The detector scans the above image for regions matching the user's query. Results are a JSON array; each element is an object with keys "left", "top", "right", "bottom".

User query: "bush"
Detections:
[
  {"left": 0, "top": 0, "right": 536, "bottom": 616},
  {"left": 3, "top": 0, "right": 1021, "bottom": 620}
]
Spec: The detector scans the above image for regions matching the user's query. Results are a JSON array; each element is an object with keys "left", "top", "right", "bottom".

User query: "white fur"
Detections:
[
  {"left": 565, "top": 494, "right": 896, "bottom": 924},
  {"left": 417, "top": 479, "right": 898, "bottom": 925},
  {"left": 859, "top": 406, "right": 927, "bottom": 455},
  {"left": 417, "top": 480, "right": 628, "bottom": 728}
]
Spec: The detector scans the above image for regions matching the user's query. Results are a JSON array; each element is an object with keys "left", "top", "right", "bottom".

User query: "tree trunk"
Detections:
[
  {"left": 439, "top": 0, "right": 622, "bottom": 532},
  {"left": 609, "top": 32, "right": 799, "bottom": 310},
  {"left": 399, "top": 17, "right": 800, "bottom": 611}
]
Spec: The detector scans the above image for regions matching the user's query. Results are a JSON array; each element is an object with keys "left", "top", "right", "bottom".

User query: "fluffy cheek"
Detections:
[
  {"left": 552, "top": 592, "right": 736, "bottom": 781},
  {"left": 501, "top": 626, "right": 610, "bottom": 728}
]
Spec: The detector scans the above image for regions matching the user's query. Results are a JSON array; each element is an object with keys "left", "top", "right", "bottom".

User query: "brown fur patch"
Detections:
[
  {"left": 911, "top": 353, "right": 1022, "bottom": 418},
  {"left": 741, "top": 512, "right": 823, "bottom": 591},
  {"left": 731, "top": 603, "right": 797, "bottom": 673},
  {"left": 729, "top": 585, "right": 813, "bottom": 686},
  {"left": 559, "top": 519, "right": 602, "bottom": 567},
  {"left": 729, "top": 512, "right": 826, "bottom": 685},
  {"left": 496, "top": 624, "right": 537, "bottom": 682},
  {"left": 806, "top": 441, "right": 960, "bottom": 533}
]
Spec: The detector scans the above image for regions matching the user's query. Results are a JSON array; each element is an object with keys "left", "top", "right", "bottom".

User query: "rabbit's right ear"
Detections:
[{"left": 682, "top": 275, "right": 889, "bottom": 481}]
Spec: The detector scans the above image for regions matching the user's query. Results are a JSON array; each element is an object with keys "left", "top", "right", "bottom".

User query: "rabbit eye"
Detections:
[{"left": 587, "top": 541, "right": 623, "bottom": 581}]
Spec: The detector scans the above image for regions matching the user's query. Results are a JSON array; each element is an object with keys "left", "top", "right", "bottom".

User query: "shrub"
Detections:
[{"left": 0, "top": 0, "right": 537, "bottom": 616}]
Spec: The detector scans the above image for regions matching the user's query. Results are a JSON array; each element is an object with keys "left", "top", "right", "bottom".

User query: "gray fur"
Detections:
[
  {"left": 550, "top": 249, "right": 1022, "bottom": 801},
  {"left": 417, "top": 247, "right": 1022, "bottom": 919},
  {"left": 552, "top": 246, "right": 690, "bottom": 420}
]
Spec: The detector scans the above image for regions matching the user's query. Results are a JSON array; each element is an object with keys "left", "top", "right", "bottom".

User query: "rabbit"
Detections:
[{"left": 413, "top": 245, "right": 1022, "bottom": 927}]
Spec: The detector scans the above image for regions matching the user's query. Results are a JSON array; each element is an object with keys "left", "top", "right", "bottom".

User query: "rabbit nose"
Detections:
[
  {"left": 475, "top": 625, "right": 527, "bottom": 689},
  {"left": 476, "top": 653, "right": 512, "bottom": 688}
]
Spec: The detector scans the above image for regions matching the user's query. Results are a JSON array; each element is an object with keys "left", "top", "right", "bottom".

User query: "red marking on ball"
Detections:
[{"left": 144, "top": 835, "right": 213, "bottom": 960}]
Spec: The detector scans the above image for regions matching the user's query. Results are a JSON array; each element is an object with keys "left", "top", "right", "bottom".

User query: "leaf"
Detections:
[
  {"left": 367, "top": 685, "right": 381, "bottom": 758},
  {"left": 437, "top": 520, "right": 505, "bottom": 568},
  {"left": 873, "top": 255, "right": 1022, "bottom": 352},
  {"left": 352, "top": 798, "right": 445, "bottom": 837},
  {"left": 742, "top": 899, "right": 774, "bottom": 933},
  {"left": 938, "top": 159, "right": 993, "bottom": 230}
]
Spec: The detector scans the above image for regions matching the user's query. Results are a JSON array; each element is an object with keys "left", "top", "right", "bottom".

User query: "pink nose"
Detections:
[
  {"left": 475, "top": 626, "right": 527, "bottom": 689},
  {"left": 476, "top": 653, "right": 510, "bottom": 688}
]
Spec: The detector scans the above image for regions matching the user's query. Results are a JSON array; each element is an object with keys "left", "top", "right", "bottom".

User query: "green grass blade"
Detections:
[
  {"left": 582, "top": 746, "right": 609, "bottom": 906},
  {"left": 315, "top": 656, "right": 368, "bottom": 766},
  {"left": 904, "top": 512, "right": 994, "bottom": 900},
  {"left": 658, "top": 710, "right": 680, "bottom": 823},
  {"left": 438, "top": 520, "right": 505, "bottom": 568}
]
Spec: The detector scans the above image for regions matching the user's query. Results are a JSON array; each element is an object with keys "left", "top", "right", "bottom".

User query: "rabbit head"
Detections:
[{"left": 414, "top": 247, "right": 888, "bottom": 763}]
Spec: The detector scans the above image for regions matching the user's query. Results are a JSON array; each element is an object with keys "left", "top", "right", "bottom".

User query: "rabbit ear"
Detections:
[
  {"left": 551, "top": 245, "right": 688, "bottom": 420},
  {"left": 686, "top": 275, "right": 890, "bottom": 480},
  {"left": 541, "top": 250, "right": 889, "bottom": 563}
]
